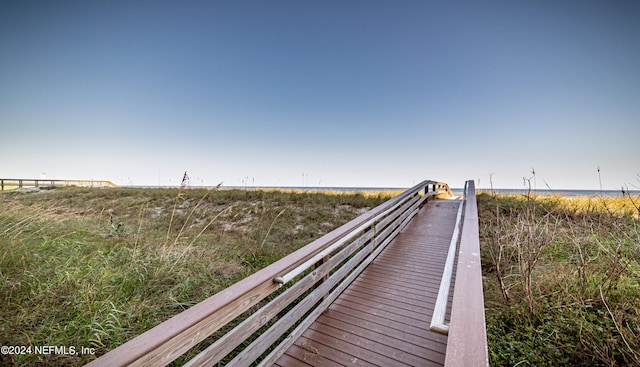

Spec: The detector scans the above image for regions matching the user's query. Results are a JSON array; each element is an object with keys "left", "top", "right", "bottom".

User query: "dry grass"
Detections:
[{"left": 479, "top": 192, "right": 640, "bottom": 366}]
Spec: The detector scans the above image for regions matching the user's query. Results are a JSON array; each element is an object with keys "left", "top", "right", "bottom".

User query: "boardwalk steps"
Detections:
[{"left": 86, "top": 180, "right": 487, "bottom": 367}]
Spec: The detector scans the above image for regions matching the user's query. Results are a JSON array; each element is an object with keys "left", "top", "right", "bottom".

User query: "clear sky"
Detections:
[{"left": 1, "top": 1, "right": 639, "bottom": 189}]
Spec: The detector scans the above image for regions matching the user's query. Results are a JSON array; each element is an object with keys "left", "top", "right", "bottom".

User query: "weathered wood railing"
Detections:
[
  {"left": 443, "top": 180, "right": 489, "bottom": 366},
  {"left": 87, "top": 180, "right": 451, "bottom": 367},
  {"left": 0, "top": 178, "right": 116, "bottom": 191}
]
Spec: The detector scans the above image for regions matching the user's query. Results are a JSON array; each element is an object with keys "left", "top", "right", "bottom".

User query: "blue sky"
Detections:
[{"left": 1, "top": 1, "right": 639, "bottom": 189}]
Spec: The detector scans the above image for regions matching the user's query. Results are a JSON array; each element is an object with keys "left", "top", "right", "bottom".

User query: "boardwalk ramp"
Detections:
[
  {"left": 275, "top": 199, "right": 460, "bottom": 366},
  {"left": 87, "top": 180, "right": 487, "bottom": 367}
]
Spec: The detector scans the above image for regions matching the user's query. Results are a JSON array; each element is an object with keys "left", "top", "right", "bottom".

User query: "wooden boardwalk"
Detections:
[
  {"left": 274, "top": 199, "right": 461, "bottom": 367},
  {"left": 87, "top": 180, "right": 488, "bottom": 367}
]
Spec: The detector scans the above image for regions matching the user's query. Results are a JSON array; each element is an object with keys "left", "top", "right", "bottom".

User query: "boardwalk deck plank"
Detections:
[
  {"left": 284, "top": 341, "right": 351, "bottom": 367},
  {"left": 319, "top": 308, "right": 446, "bottom": 356},
  {"left": 313, "top": 314, "right": 444, "bottom": 365},
  {"left": 341, "top": 285, "right": 427, "bottom": 310},
  {"left": 350, "top": 274, "right": 438, "bottom": 299},
  {"left": 275, "top": 199, "right": 460, "bottom": 367},
  {"left": 326, "top": 303, "right": 445, "bottom": 344}
]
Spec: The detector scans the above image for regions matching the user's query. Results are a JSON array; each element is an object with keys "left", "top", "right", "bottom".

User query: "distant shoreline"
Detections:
[
  {"left": 4, "top": 182, "right": 637, "bottom": 198},
  {"left": 473, "top": 188, "right": 638, "bottom": 197},
  {"left": 124, "top": 185, "right": 638, "bottom": 198}
]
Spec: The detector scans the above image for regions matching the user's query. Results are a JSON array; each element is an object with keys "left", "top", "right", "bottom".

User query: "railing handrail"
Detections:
[
  {"left": 86, "top": 180, "right": 451, "bottom": 367},
  {"left": 430, "top": 180, "right": 467, "bottom": 335},
  {"left": 444, "top": 180, "right": 489, "bottom": 366}
]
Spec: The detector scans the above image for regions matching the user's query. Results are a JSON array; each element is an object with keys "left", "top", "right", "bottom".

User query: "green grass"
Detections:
[
  {"left": 478, "top": 192, "right": 640, "bottom": 366},
  {"left": 8, "top": 186, "right": 637, "bottom": 366},
  {"left": 0, "top": 187, "right": 395, "bottom": 366}
]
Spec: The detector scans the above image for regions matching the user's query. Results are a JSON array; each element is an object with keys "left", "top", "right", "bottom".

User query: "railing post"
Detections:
[{"left": 313, "top": 255, "right": 330, "bottom": 301}]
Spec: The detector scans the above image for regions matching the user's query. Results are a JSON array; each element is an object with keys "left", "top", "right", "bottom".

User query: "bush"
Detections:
[{"left": 479, "top": 192, "right": 640, "bottom": 366}]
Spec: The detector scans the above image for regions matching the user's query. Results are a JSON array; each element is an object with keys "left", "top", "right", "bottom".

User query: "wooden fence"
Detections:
[
  {"left": 0, "top": 178, "right": 116, "bottom": 191},
  {"left": 86, "top": 180, "right": 451, "bottom": 366}
]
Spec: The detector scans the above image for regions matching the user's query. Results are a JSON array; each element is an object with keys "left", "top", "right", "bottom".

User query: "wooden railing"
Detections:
[
  {"left": 86, "top": 180, "right": 451, "bottom": 367},
  {"left": 444, "top": 180, "right": 489, "bottom": 366},
  {"left": 0, "top": 178, "right": 116, "bottom": 191},
  {"left": 430, "top": 181, "right": 467, "bottom": 335}
]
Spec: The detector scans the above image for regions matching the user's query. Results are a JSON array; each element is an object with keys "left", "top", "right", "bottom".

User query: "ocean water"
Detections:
[{"left": 467, "top": 188, "right": 639, "bottom": 198}]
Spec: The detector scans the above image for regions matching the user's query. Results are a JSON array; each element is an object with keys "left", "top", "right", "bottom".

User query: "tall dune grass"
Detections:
[{"left": 0, "top": 187, "right": 394, "bottom": 366}]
